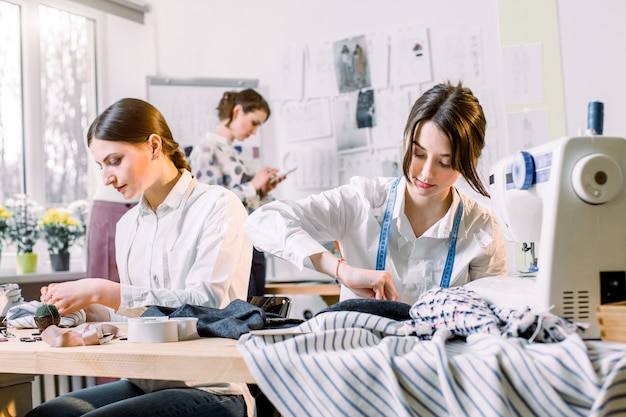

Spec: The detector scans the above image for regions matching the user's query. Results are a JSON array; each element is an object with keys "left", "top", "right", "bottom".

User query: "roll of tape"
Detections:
[
  {"left": 171, "top": 317, "right": 199, "bottom": 340},
  {"left": 127, "top": 317, "right": 178, "bottom": 343}
]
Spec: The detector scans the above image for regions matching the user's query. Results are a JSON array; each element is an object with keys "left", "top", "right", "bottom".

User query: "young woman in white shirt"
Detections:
[
  {"left": 244, "top": 81, "right": 507, "bottom": 305},
  {"left": 29, "top": 98, "right": 253, "bottom": 417}
]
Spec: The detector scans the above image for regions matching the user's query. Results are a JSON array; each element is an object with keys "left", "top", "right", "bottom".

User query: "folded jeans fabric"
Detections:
[{"left": 141, "top": 299, "right": 267, "bottom": 339}]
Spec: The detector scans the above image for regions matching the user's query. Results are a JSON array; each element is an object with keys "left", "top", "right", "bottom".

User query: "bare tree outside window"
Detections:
[
  {"left": 40, "top": 5, "right": 96, "bottom": 204},
  {"left": 0, "top": 1, "right": 25, "bottom": 202}
]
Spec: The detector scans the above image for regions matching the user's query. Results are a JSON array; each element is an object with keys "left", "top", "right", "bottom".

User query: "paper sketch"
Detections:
[
  {"left": 334, "top": 95, "right": 368, "bottom": 150},
  {"left": 268, "top": 45, "right": 305, "bottom": 101},
  {"left": 501, "top": 43, "right": 544, "bottom": 104},
  {"left": 444, "top": 27, "right": 484, "bottom": 84},
  {"left": 371, "top": 88, "right": 411, "bottom": 147},
  {"left": 281, "top": 99, "right": 332, "bottom": 142},
  {"left": 507, "top": 108, "right": 549, "bottom": 151},
  {"left": 390, "top": 26, "right": 432, "bottom": 87},
  {"left": 366, "top": 32, "right": 390, "bottom": 89},
  {"left": 304, "top": 42, "right": 337, "bottom": 98},
  {"left": 356, "top": 89, "right": 375, "bottom": 129},
  {"left": 281, "top": 149, "right": 338, "bottom": 189},
  {"left": 333, "top": 35, "right": 372, "bottom": 94}
]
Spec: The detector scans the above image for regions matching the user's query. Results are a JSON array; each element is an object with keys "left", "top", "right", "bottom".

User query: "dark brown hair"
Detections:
[
  {"left": 87, "top": 98, "right": 190, "bottom": 172},
  {"left": 217, "top": 89, "right": 271, "bottom": 126},
  {"left": 402, "top": 81, "right": 488, "bottom": 196}
]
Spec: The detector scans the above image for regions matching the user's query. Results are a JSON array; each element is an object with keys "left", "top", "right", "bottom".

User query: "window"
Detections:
[
  {"left": 0, "top": 0, "right": 97, "bottom": 207},
  {"left": 40, "top": 4, "right": 96, "bottom": 204},
  {"left": 0, "top": 1, "right": 24, "bottom": 202}
]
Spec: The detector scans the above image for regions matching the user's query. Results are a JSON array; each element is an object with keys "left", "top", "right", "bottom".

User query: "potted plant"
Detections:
[
  {"left": 0, "top": 205, "right": 13, "bottom": 267},
  {"left": 5, "top": 194, "right": 42, "bottom": 274},
  {"left": 39, "top": 207, "right": 86, "bottom": 272}
]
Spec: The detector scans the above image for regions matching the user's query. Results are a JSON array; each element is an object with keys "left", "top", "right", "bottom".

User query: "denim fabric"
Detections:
[
  {"left": 25, "top": 380, "right": 245, "bottom": 417},
  {"left": 141, "top": 299, "right": 266, "bottom": 339}
]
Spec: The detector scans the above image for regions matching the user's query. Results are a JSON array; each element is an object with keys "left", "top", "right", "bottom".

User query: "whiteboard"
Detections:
[{"left": 146, "top": 76, "right": 258, "bottom": 147}]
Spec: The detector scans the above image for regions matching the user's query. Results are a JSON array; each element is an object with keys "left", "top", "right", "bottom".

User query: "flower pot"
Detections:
[
  {"left": 50, "top": 252, "right": 70, "bottom": 272},
  {"left": 15, "top": 253, "right": 38, "bottom": 275}
]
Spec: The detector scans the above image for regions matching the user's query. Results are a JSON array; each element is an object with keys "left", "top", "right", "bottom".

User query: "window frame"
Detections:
[{"left": 10, "top": 0, "right": 106, "bottom": 206}]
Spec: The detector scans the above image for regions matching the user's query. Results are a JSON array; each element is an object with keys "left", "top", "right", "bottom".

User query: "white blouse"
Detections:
[
  {"left": 115, "top": 169, "right": 251, "bottom": 311},
  {"left": 245, "top": 176, "right": 508, "bottom": 305},
  {"left": 114, "top": 170, "right": 255, "bottom": 415}
]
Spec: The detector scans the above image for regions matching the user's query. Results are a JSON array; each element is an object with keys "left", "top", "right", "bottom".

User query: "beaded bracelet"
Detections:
[{"left": 335, "top": 258, "right": 345, "bottom": 282}]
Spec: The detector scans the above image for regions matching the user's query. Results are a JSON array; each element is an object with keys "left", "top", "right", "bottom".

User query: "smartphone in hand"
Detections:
[{"left": 271, "top": 167, "right": 297, "bottom": 183}]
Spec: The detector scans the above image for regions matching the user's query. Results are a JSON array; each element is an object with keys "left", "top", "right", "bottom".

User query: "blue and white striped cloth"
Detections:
[
  {"left": 238, "top": 310, "right": 626, "bottom": 416},
  {"left": 5, "top": 300, "right": 86, "bottom": 329}
]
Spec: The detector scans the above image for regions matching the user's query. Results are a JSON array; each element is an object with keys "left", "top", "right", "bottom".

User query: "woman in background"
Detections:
[
  {"left": 188, "top": 89, "right": 285, "bottom": 297},
  {"left": 28, "top": 98, "right": 253, "bottom": 417},
  {"left": 245, "top": 81, "right": 507, "bottom": 304}
]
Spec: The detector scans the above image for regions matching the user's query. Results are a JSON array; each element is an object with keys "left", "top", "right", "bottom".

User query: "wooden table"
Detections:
[
  {"left": 264, "top": 281, "right": 341, "bottom": 305},
  {"left": 0, "top": 325, "right": 253, "bottom": 416}
]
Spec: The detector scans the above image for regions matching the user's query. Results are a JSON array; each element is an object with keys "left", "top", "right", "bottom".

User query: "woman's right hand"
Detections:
[
  {"left": 252, "top": 166, "right": 282, "bottom": 197},
  {"left": 337, "top": 261, "right": 399, "bottom": 301},
  {"left": 40, "top": 278, "right": 120, "bottom": 315}
]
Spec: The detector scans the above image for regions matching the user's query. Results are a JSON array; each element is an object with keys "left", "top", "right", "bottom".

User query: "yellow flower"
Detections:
[
  {"left": 0, "top": 206, "right": 12, "bottom": 219},
  {"left": 40, "top": 208, "right": 86, "bottom": 255},
  {"left": 0, "top": 205, "right": 13, "bottom": 249}
]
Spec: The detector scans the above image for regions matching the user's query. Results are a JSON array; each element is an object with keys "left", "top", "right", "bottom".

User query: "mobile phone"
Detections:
[{"left": 271, "top": 167, "right": 297, "bottom": 182}]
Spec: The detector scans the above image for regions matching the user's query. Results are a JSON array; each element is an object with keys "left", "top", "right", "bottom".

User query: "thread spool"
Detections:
[{"left": 587, "top": 101, "right": 604, "bottom": 135}]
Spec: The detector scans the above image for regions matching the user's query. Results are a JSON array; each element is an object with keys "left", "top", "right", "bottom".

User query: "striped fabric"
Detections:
[
  {"left": 5, "top": 300, "right": 86, "bottom": 329},
  {"left": 238, "top": 311, "right": 626, "bottom": 417}
]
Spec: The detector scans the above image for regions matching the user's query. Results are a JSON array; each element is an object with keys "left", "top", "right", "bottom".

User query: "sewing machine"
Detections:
[{"left": 466, "top": 135, "right": 626, "bottom": 339}]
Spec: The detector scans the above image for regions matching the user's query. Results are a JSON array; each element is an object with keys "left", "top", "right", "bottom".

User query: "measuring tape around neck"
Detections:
[{"left": 375, "top": 178, "right": 463, "bottom": 288}]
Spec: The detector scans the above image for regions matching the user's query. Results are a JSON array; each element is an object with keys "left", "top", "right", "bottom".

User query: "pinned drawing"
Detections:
[
  {"left": 356, "top": 89, "right": 375, "bottom": 129},
  {"left": 390, "top": 26, "right": 432, "bottom": 87},
  {"left": 334, "top": 96, "right": 368, "bottom": 151},
  {"left": 333, "top": 35, "right": 372, "bottom": 94}
]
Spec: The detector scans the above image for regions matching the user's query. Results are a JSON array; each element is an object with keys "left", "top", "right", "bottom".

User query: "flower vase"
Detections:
[
  {"left": 16, "top": 253, "right": 38, "bottom": 275},
  {"left": 50, "top": 252, "right": 70, "bottom": 272}
]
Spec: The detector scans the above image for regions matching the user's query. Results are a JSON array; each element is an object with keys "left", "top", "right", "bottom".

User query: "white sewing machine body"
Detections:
[{"left": 467, "top": 135, "right": 626, "bottom": 339}]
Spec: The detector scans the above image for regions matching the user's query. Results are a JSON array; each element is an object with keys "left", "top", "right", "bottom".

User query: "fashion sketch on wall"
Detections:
[
  {"left": 356, "top": 89, "right": 375, "bottom": 129},
  {"left": 333, "top": 35, "right": 372, "bottom": 93}
]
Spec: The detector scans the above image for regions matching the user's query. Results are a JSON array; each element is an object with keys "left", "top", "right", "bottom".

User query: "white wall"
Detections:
[
  {"left": 97, "top": 0, "right": 626, "bottom": 283},
  {"left": 140, "top": 0, "right": 508, "bottom": 203},
  {"left": 557, "top": 0, "right": 626, "bottom": 138}
]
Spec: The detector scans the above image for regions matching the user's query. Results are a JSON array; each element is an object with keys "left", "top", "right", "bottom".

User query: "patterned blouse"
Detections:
[{"left": 188, "top": 132, "right": 270, "bottom": 212}]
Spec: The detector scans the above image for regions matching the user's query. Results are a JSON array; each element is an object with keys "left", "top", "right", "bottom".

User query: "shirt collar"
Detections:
[
  {"left": 395, "top": 183, "right": 464, "bottom": 240},
  {"left": 138, "top": 169, "right": 193, "bottom": 215},
  {"left": 208, "top": 131, "right": 233, "bottom": 147}
]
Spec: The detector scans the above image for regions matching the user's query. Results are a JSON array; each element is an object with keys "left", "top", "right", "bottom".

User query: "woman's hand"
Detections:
[
  {"left": 337, "top": 262, "right": 399, "bottom": 301},
  {"left": 252, "top": 166, "right": 284, "bottom": 197},
  {"left": 40, "top": 278, "right": 120, "bottom": 316},
  {"left": 309, "top": 252, "right": 399, "bottom": 301}
]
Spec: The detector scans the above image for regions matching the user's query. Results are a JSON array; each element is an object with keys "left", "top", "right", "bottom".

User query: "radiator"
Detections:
[{"left": 31, "top": 375, "right": 97, "bottom": 407}]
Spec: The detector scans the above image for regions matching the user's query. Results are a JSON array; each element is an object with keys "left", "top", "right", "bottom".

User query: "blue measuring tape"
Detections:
[
  {"left": 375, "top": 177, "right": 401, "bottom": 271},
  {"left": 375, "top": 177, "right": 463, "bottom": 288}
]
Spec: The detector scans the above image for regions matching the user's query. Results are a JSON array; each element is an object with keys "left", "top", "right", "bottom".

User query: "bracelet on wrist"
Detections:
[{"left": 335, "top": 258, "right": 345, "bottom": 283}]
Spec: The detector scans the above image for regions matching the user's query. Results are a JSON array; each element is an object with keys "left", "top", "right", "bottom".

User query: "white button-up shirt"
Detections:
[
  {"left": 115, "top": 169, "right": 251, "bottom": 311},
  {"left": 245, "top": 176, "right": 507, "bottom": 305}
]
